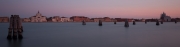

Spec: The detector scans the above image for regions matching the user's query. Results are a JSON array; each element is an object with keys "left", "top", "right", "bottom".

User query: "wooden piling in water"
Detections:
[
  {"left": 124, "top": 19, "right": 129, "bottom": 27},
  {"left": 99, "top": 20, "right": 102, "bottom": 26},
  {"left": 133, "top": 21, "right": 136, "bottom": 25},
  {"left": 161, "top": 21, "right": 163, "bottom": 24},
  {"left": 114, "top": 20, "right": 117, "bottom": 24},
  {"left": 145, "top": 20, "right": 147, "bottom": 24},
  {"left": 82, "top": 20, "right": 86, "bottom": 25},
  {"left": 7, "top": 15, "right": 13, "bottom": 39},
  {"left": 156, "top": 20, "right": 160, "bottom": 26},
  {"left": 175, "top": 20, "right": 177, "bottom": 24},
  {"left": 17, "top": 16, "right": 23, "bottom": 39},
  {"left": 7, "top": 15, "right": 23, "bottom": 39}
]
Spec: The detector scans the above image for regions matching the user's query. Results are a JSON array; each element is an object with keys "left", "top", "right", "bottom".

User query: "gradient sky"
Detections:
[{"left": 0, "top": 0, "right": 180, "bottom": 18}]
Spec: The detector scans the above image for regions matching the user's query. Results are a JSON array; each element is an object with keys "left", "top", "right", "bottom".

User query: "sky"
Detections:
[{"left": 0, "top": 0, "right": 180, "bottom": 19}]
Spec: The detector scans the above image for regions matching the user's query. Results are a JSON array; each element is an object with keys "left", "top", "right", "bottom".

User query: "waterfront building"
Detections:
[
  {"left": 146, "top": 18, "right": 157, "bottom": 22},
  {"left": 141, "top": 19, "right": 146, "bottom": 22},
  {"left": 47, "top": 17, "right": 56, "bottom": 22},
  {"left": 160, "top": 12, "right": 171, "bottom": 21},
  {"left": 47, "top": 16, "right": 71, "bottom": 22},
  {"left": 0, "top": 17, "right": 9, "bottom": 22},
  {"left": 30, "top": 11, "right": 47, "bottom": 22},
  {"left": 171, "top": 18, "right": 180, "bottom": 22},
  {"left": 111, "top": 18, "right": 117, "bottom": 22},
  {"left": 22, "top": 18, "right": 31, "bottom": 22},
  {"left": 175, "top": 18, "right": 180, "bottom": 22},
  {"left": 53, "top": 16, "right": 61, "bottom": 22},
  {"left": 115, "top": 18, "right": 133, "bottom": 22},
  {"left": 91, "top": 18, "right": 104, "bottom": 22},
  {"left": 60, "top": 17, "right": 71, "bottom": 22},
  {"left": 104, "top": 17, "right": 112, "bottom": 22},
  {"left": 70, "top": 16, "right": 90, "bottom": 22},
  {"left": 91, "top": 17, "right": 113, "bottom": 22}
]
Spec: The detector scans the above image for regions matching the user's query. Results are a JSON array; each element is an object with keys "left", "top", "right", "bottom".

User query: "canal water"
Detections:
[{"left": 0, "top": 22, "right": 180, "bottom": 47}]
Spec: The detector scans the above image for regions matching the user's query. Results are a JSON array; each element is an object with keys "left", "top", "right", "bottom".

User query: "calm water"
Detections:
[{"left": 0, "top": 22, "right": 180, "bottom": 47}]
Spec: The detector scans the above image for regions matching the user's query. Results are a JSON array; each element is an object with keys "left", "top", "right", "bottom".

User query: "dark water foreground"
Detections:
[{"left": 0, "top": 22, "right": 180, "bottom": 47}]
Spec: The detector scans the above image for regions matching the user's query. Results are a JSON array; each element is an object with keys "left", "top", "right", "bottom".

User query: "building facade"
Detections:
[
  {"left": 30, "top": 11, "right": 47, "bottom": 22},
  {"left": 47, "top": 17, "right": 57, "bottom": 22},
  {"left": 22, "top": 18, "right": 31, "bottom": 22},
  {"left": 91, "top": 17, "right": 113, "bottom": 22},
  {"left": 61, "top": 17, "right": 71, "bottom": 22},
  {"left": 103, "top": 17, "right": 112, "bottom": 22},
  {"left": 53, "top": 16, "right": 61, "bottom": 22},
  {"left": 115, "top": 18, "right": 133, "bottom": 22},
  {"left": 91, "top": 18, "right": 104, "bottom": 22},
  {"left": 160, "top": 12, "right": 171, "bottom": 21},
  {"left": 0, "top": 17, "right": 9, "bottom": 22},
  {"left": 70, "top": 16, "right": 90, "bottom": 22}
]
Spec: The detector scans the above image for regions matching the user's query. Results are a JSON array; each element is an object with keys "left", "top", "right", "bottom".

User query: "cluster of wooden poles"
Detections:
[
  {"left": 7, "top": 15, "right": 23, "bottom": 40},
  {"left": 82, "top": 19, "right": 178, "bottom": 27}
]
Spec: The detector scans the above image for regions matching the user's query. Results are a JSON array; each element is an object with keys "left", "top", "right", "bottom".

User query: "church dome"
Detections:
[{"left": 35, "top": 11, "right": 42, "bottom": 16}]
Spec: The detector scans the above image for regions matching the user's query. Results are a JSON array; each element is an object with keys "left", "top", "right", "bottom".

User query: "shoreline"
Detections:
[{"left": 0, "top": 21, "right": 178, "bottom": 23}]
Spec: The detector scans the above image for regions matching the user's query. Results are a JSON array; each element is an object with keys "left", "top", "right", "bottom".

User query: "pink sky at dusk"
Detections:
[{"left": 0, "top": 0, "right": 180, "bottom": 19}]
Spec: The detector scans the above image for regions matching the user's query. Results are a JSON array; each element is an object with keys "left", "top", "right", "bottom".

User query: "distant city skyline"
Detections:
[{"left": 0, "top": 0, "right": 180, "bottom": 19}]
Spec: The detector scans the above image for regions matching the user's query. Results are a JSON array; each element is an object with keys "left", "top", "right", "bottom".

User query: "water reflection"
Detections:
[
  {"left": 7, "top": 39, "right": 22, "bottom": 47},
  {"left": 125, "top": 28, "right": 129, "bottom": 47}
]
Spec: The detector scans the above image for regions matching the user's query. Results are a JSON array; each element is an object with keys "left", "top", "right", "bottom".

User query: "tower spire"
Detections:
[{"left": 38, "top": 10, "right": 40, "bottom": 13}]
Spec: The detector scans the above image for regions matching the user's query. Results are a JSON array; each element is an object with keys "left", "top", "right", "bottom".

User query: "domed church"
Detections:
[
  {"left": 30, "top": 11, "right": 47, "bottom": 22},
  {"left": 160, "top": 12, "right": 171, "bottom": 22}
]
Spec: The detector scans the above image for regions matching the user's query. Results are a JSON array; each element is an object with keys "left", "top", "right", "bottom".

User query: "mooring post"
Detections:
[
  {"left": 175, "top": 20, "right": 177, "bottom": 24},
  {"left": 145, "top": 20, "right": 147, "bottom": 24},
  {"left": 82, "top": 20, "right": 86, "bottom": 25},
  {"left": 13, "top": 15, "right": 18, "bottom": 39},
  {"left": 156, "top": 20, "right": 160, "bottom": 26},
  {"left": 17, "top": 16, "right": 23, "bottom": 39},
  {"left": 7, "top": 15, "right": 14, "bottom": 39},
  {"left": 161, "top": 21, "right": 163, "bottom": 24},
  {"left": 21, "top": 26, "right": 23, "bottom": 32},
  {"left": 133, "top": 20, "right": 136, "bottom": 25},
  {"left": 114, "top": 20, "right": 117, "bottom": 24},
  {"left": 124, "top": 19, "right": 129, "bottom": 27},
  {"left": 7, "top": 15, "right": 23, "bottom": 39},
  {"left": 7, "top": 28, "right": 13, "bottom": 39},
  {"left": 99, "top": 20, "right": 102, "bottom": 26}
]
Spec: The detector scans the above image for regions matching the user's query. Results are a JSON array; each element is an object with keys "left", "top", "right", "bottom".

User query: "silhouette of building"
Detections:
[
  {"left": 60, "top": 17, "right": 71, "bottom": 22},
  {"left": 0, "top": 17, "right": 9, "bottom": 22},
  {"left": 22, "top": 18, "right": 30, "bottom": 22},
  {"left": 160, "top": 12, "right": 171, "bottom": 21},
  {"left": 115, "top": 18, "right": 133, "bottom": 22},
  {"left": 30, "top": 11, "right": 47, "bottom": 22},
  {"left": 91, "top": 17, "right": 112, "bottom": 22},
  {"left": 53, "top": 16, "right": 61, "bottom": 22},
  {"left": 47, "top": 16, "right": 71, "bottom": 22},
  {"left": 47, "top": 17, "right": 57, "bottom": 22},
  {"left": 91, "top": 18, "right": 104, "bottom": 22},
  {"left": 104, "top": 17, "right": 112, "bottom": 22},
  {"left": 70, "top": 16, "right": 90, "bottom": 22}
]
